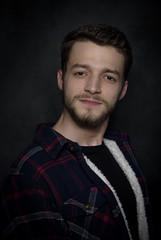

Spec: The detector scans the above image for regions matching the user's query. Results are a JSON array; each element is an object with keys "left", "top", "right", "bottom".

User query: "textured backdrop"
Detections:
[{"left": 0, "top": 0, "right": 160, "bottom": 238}]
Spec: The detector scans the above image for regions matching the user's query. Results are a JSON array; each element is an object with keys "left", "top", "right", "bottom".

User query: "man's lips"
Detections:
[{"left": 79, "top": 99, "right": 101, "bottom": 106}]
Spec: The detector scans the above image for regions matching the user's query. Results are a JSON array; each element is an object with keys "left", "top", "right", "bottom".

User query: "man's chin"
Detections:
[
  {"left": 64, "top": 103, "right": 110, "bottom": 128},
  {"left": 72, "top": 113, "right": 109, "bottom": 129}
]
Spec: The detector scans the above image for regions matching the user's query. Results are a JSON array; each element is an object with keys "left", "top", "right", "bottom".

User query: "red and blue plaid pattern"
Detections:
[{"left": 0, "top": 123, "right": 151, "bottom": 239}]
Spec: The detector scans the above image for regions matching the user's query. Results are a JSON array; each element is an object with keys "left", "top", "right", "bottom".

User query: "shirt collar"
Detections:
[
  {"left": 104, "top": 128, "right": 130, "bottom": 142},
  {"left": 33, "top": 122, "right": 69, "bottom": 159},
  {"left": 33, "top": 122, "right": 129, "bottom": 159}
]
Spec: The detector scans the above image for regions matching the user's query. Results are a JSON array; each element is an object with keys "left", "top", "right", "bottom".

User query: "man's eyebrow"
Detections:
[
  {"left": 71, "top": 64, "right": 90, "bottom": 70},
  {"left": 71, "top": 64, "right": 120, "bottom": 78},
  {"left": 103, "top": 68, "right": 120, "bottom": 77}
]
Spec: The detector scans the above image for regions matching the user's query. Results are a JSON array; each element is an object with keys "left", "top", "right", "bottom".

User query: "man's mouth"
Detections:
[{"left": 79, "top": 99, "right": 102, "bottom": 106}]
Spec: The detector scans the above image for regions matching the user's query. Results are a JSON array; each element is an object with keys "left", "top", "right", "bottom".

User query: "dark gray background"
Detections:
[{"left": 0, "top": 0, "right": 160, "bottom": 238}]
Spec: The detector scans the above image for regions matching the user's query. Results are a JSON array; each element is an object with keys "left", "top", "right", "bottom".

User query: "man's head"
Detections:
[
  {"left": 57, "top": 24, "right": 132, "bottom": 129},
  {"left": 61, "top": 23, "right": 133, "bottom": 81}
]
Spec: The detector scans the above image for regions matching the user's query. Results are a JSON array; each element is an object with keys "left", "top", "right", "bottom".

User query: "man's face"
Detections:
[{"left": 58, "top": 41, "right": 128, "bottom": 128}]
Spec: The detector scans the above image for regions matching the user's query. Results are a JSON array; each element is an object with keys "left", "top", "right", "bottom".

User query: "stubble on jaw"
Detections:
[{"left": 63, "top": 93, "right": 114, "bottom": 129}]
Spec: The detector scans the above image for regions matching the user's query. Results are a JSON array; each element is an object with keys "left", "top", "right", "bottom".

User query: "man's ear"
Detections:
[
  {"left": 57, "top": 69, "right": 63, "bottom": 90},
  {"left": 119, "top": 80, "right": 128, "bottom": 100}
]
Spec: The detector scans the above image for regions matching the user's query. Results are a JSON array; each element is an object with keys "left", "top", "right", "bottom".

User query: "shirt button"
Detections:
[
  {"left": 69, "top": 143, "right": 75, "bottom": 152},
  {"left": 84, "top": 202, "right": 93, "bottom": 210}
]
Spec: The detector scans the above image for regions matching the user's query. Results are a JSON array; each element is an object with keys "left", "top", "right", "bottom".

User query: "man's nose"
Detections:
[{"left": 84, "top": 76, "right": 101, "bottom": 95}]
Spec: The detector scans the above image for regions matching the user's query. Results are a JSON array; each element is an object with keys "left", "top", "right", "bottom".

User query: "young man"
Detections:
[{"left": 0, "top": 24, "right": 151, "bottom": 239}]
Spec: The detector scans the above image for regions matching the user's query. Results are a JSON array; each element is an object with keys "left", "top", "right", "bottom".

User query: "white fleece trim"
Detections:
[
  {"left": 83, "top": 154, "right": 133, "bottom": 240},
  {"left": 103, "top": 139, "right": 149, "bottom": 240}
]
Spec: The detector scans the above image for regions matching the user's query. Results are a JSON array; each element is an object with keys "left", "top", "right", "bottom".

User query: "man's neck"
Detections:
[{"left": 53, "top": 111, "right": 109, "bottom": 146}]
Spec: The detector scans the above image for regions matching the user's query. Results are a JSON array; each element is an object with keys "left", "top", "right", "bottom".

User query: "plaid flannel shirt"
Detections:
[{"left": 0, "top": 123, "right": 151, "bottom": 239}]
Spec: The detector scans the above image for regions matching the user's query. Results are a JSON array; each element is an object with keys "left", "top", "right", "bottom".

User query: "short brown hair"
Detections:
[{"left": 60, "top": 23, "right": 133, "bottom": 80}]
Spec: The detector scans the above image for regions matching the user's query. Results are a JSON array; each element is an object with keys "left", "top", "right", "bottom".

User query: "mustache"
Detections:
[{"left": 74, "top": 94, "right": 108, "bottom": 104}]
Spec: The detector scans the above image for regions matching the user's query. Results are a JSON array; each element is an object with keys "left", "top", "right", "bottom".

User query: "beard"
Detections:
[{"left": 63, "top": 92, "right": 117, "bottom": 129}]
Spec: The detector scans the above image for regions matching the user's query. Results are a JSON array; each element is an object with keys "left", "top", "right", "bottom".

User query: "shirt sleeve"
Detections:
[{"left": 0, "top": 174, "right": 70, "bottom": 240}]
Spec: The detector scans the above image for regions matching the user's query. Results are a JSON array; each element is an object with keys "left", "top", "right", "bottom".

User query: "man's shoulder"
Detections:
[
  {"left": 6, "top": 122, "right": 73, "bottom": 181},
  {"left": 8, "top": 141, "right": 51, "bottom": 178}
]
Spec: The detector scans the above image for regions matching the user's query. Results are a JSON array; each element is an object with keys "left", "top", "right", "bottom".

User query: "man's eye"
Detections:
[
  {"left": 75, "top": 72, "right": 85, "bottom": 76},
  {"left": 105, "top": 75, "right": 115, "bottom": 81}
]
